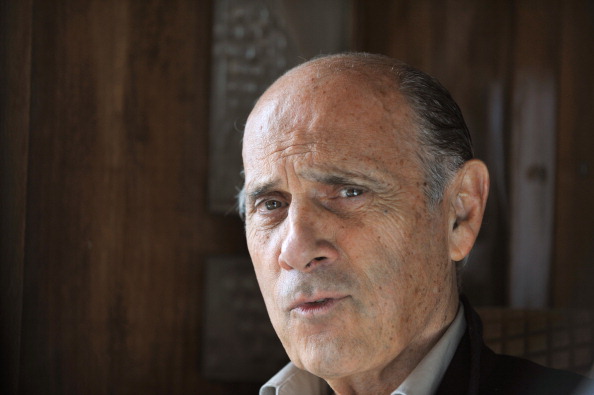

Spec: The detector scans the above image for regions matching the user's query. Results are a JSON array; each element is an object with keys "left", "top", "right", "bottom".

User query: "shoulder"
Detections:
[
  {"left": 454, "top": 297, "right": 593, "bottom": 395},
  {"left": 479, "top": 347, "right": 592, "bottom": 395}
]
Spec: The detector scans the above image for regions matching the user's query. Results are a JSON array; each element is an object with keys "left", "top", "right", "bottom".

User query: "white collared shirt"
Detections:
[{"left": 260, "top": 305, "right": 466, "bottom": 395}]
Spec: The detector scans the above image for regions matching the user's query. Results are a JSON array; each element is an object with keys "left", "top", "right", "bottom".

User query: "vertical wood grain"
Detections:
[
  {"left": 354, "top": 0, "right": 435, "bottom": 71},
  {"left": 553, "top": 0, "right": 594, "bottom": 308},
  {"left": 508, "top": 0, "right": 561, "bottom": 308},
  {"left": 17, "top": 0, "right": 255, "bottom": 393},
  {"left": 0, "top": 1, "right": 32, "bottom": 394}
]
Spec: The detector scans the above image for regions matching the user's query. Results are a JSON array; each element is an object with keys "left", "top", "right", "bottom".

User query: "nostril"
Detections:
[{"left": 304, "top": 256, "right": 326, "bottom": 269}]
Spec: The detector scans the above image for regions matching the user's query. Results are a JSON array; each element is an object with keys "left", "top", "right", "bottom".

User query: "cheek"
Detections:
[
  {"left": 248, "top": 249, "right": 276, "bottom": 298},
  {"left": 246, "top": 223, "right": 277, "bottom": 268},
  {"left": 340, "top": 222, "right": 410, "bottom": 321},
  {"left": 348, "top": 212, "right": 448, "bottom": 310},
  {"left": 346, "top": 216, "right": 409, "bottom": 275},
  {"left": 246, "top": 226, "right": 284, "bottom": 311}
]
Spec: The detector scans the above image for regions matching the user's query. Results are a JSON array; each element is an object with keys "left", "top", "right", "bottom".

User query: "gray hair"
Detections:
[
  {"left": 237, "top": 52, "right": 474, "bottom": 217},
  {"left": 393, "top": 59, "right": 474, "bottom": 206}
]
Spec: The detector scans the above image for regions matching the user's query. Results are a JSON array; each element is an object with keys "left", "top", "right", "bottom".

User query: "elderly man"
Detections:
[{"left": 239, "top": 53, "right": 589, "bottom": 394}]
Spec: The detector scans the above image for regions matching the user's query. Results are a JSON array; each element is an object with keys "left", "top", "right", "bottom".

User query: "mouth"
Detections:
[{"left": 290, "top": 295, "right": 348, "bottom": 317}]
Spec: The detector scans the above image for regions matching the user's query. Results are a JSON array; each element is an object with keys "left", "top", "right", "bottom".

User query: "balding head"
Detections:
[
  {"left": 240, "top": 53, "right": 489, "bottom": 393},
  {"left": 239, "top": 53, "right": 473, "bottom": 217}
]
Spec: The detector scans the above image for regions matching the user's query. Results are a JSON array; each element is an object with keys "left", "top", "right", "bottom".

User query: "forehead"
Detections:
[{"left": 242, "top": 68, "right": 419, "bottom": 185}]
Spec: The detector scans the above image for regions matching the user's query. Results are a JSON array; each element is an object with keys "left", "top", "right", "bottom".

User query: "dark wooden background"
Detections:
[{"left": 1, "top": 0, "right": 593, "bottom": 394}]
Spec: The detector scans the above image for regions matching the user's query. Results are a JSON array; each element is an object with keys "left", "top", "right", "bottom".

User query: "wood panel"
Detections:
[
  {"left": 554, "top": 0, "right": 594, "bottom": 308},
  {"left": 0, "top": 1, "right": 32, "bottom": 394},
  {"left": 508, "top": 0, "right": 561, "bottom": 308},
  {"left": 354, "top": 0, "right": 434, "bottom": 70},
  {"left": 13, "top": 0, "right": 255, "bottom": 393}
]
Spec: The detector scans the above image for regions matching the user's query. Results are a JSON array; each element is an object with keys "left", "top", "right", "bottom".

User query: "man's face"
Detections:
[{"left": 242, "top": 69, "right": 459, "bottom": 380}]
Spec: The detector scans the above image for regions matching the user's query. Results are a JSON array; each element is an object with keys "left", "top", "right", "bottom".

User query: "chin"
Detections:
[{"left": 291, "top": 342, "right": 367, "bottom": 379}]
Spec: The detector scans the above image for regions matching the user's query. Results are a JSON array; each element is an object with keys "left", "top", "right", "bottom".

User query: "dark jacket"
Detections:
[{"left": 436, "top": 297, "right": 592, "bottom": 395}]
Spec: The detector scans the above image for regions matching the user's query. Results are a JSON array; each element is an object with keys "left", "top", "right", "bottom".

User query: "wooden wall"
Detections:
[
  {"left": 0, "top": 1, "right": 32, "bottom": 393},
  {"left": 2, "top": 1, "right": 593, "bottom": 394},
  {"left": 1, "top": 0, "right": 258, "bottom": 393},
  {"left": 553, "top": 0, "right": 594, "bottom": 309}
]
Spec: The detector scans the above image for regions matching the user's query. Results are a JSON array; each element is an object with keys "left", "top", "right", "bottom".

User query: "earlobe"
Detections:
[{"left": 448, "top": 160, "right": 490, "bottom": 262}]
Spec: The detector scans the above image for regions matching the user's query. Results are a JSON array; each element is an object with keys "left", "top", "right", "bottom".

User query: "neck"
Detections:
[{"left": 325, "top": 299, "right": 459, "bottom": 395}]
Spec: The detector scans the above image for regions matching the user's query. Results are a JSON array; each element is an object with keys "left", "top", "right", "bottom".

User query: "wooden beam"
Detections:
[
  {"left": 509, "top": 0, "right": 561, "bottom": 308},
  {"left": 0, "top": 1, "right": 32, "bottom": 394}
]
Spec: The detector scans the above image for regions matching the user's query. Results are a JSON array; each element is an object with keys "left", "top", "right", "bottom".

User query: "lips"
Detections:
[{"left": 289, "top": 295, "right": 348, "bottom": 316}]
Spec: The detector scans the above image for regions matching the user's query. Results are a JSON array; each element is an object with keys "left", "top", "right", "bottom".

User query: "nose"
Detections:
[{"left": 278, "top": 202, "right": 339, "bottom": 272}]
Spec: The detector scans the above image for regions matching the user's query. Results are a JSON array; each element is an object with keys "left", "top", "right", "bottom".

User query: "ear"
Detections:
[{"left": 447, "top": 159, "right": 490, "bottom": 262}]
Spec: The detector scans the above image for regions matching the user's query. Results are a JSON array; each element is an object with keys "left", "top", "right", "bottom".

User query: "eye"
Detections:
[
  {"left": 263, "top": 199, "right": 284, "bottom": 211},
  {"left": 340, "top": 187, "right": 364, "bottom": 198}
]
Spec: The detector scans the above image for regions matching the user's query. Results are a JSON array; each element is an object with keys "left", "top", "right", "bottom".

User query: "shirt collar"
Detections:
[
  {"left": 259, "top": 362, "right": 329, "bottom": 395},
  {"left": 393, "top": 303, "right": 466, "bottom": 395},
  {"left": 260, "top": 305, "right": 466, "bottom": 395}
]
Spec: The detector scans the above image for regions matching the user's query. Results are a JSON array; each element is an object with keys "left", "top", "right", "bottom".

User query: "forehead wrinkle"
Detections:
[
  {"left": 298, "top": 166, "right": 390, "bottom": 190},
  {"left": 248, "top": 135, "right": 413, "bottom": 189},
  {"left": 244, "top": 66, "right": 424, "bottom": 196},
  {"left": 244, "top": 152, "right": 304, "bottom": 202},
  {"left": 275, "top": 142, "right": 318, "bottom": 159}
]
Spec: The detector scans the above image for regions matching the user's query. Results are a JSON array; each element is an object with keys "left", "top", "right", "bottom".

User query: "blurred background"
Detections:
[{"left": 1, "top": 0, "right": 593, "bottom": 394}]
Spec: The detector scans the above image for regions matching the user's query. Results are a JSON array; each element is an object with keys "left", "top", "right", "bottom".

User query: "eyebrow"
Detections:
[
  {"left": 304, "top": 169, "right": 384, "bottom": 188},
  {"left": 245, "top": 167, "right": 389, "bottom": 203},
  {"left": 246, "top": 181, "right": 280, "bottom": 203}
]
